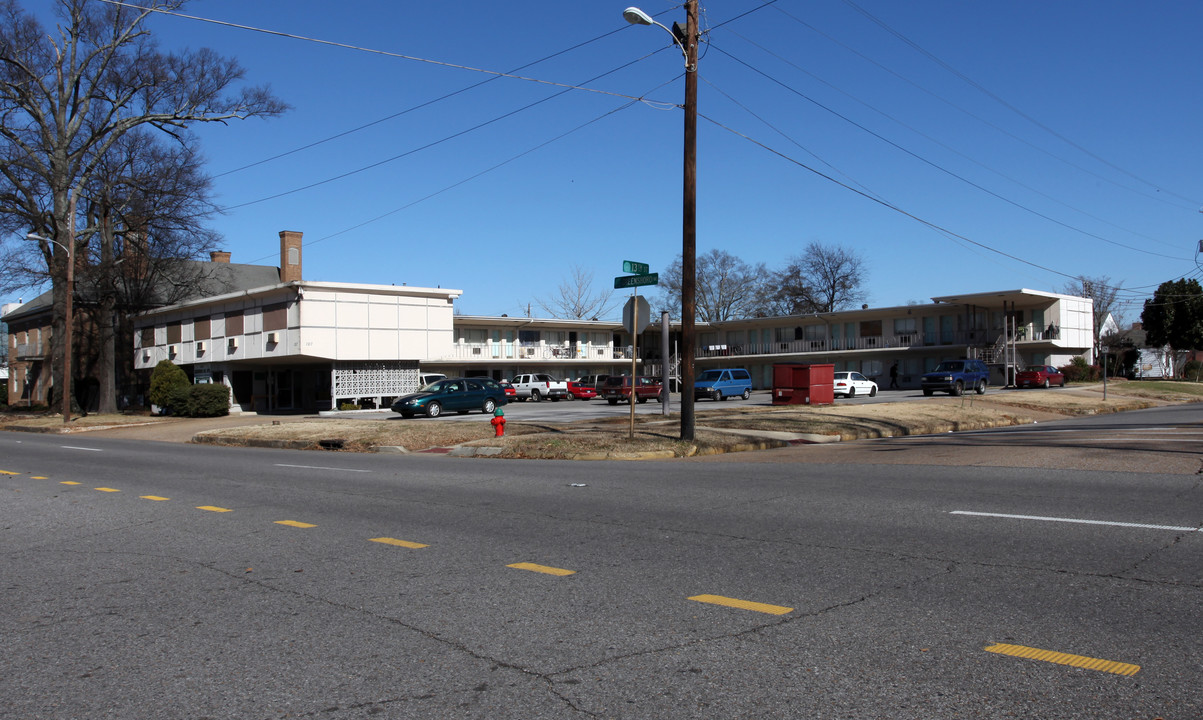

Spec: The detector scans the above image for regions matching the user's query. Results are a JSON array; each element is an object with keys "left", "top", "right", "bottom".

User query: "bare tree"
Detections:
[
  {"left": 656, "top": 250, "right": 768, "bottom": 322},
  {"left": 1062, "top": 275, "right": 1122, "bottom": 346},
  {"left": 0, "top": 0, "right": 285, "bottom": 411},
  {"left": 769, "top": 242, "right": 868, "bottom": 314},
  {"left": 535, "top": 266, "right": 618, "bottom": 320}
]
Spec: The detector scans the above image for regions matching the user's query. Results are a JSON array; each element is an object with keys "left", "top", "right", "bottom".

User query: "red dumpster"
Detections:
[{"left": 772, "top": 363, "right": 834, "bottom": 405}]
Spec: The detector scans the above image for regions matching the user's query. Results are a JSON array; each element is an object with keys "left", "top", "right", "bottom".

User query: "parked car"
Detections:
[
  {"left": 509, "top": 373, "right": 570, "bottom": 401},
  {"left": 921, "top": 359, "right": 989, "bottom": 396},
  {"left": 566, "top": 380, "right": 597, "bottom": 400},
  {"left": 1015, "top": 365, "right": 1065, "bottom": 388},
  {"left": 599, "top": 375, "right": 664, "bottom": 405},
  {"left": 499, "top": 380, "right": 517, "bottom": 399},
  {"left": 574, "top": 374, "right": 610, "bottom": 393},
  {"left": 693, "top": 368, "right": 753, "bottom": 401},
  {"left": 833, "top": 371, "right": 877, "bottom": 398},
  {"left": 391, "top": 377, "right": 507, "bottom": 418}
]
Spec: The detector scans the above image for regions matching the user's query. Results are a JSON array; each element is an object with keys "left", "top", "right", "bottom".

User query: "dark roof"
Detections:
[{"left": 2, "top": 260, "right": 281, "bottom": 325}]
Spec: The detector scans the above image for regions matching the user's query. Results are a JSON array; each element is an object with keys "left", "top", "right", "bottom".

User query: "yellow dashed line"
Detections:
[
  {"left": 197, "top": 506, "right": 231, "bottom": 513},
  {"left": 369, "top": 537, "right": 428, "bottom": 549},
  {"left": 507, "top": 562, "right": 576, "bottom": 576},
  {"left": 31, "top": 476, "right": 48, "bottom": 480},
  {"left": 275, "top": 520, "right": 316, "bottom": 528},
  {"left": 140, "top": 496, "right": 169, "bottom": 501},
  {"left": 984, "top": 643, "right": 1140, "bottom": 676},
  {"left": 0, "top": 470, "right": 18, "bottom": 475},
  {"left": 94, "top": 487, "right": 120, "bottom": 493},
  {"left": 60, "top": 481, "right": 81, "bottom": 485},
  {"left": 688, "top": 594, "right": 794, "bottom": 616}
]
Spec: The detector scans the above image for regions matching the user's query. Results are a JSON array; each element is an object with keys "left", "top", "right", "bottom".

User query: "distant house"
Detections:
[{"left": 1111, "top": 322, "right": 1173, "bottom": 379}]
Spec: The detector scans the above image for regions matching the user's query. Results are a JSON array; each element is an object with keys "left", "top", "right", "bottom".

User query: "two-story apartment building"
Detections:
[{"left": 8, "top": 227, "right": 1095, "bottom": 413}]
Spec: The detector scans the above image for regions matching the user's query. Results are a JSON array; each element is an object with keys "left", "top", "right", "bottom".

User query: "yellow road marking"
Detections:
[
  {"left": 369, "top": 537, "right": 428, "bottom": 549},
  {"left": 275, "top": 520, "right": 316, "bottom": 528},
  {"left": 507, "top": 562, "right": 575, "bottom": 576},
  {"left": 0, "top": 470, "right": 18, "bottom": 475},
  {"left": 60, "top": 481, "right": 81, "bottom": 485},
  {"left": 197, "top": 506, "right": 231, "bottom": 513},
  {"left": 688, "top": 594, "right": 794, "bottom": 616},
  {"left": 984, "top": 643, "right": 1140, "bottom": 676},
  {"left": 94, "top": 487, "right": 120, "bottom": 493},
  {"left": 32, "top": 476, "right": 48, "bottom": 480},
  {"left": 140, "top": 496, "right": 169, "bottom": 501}
]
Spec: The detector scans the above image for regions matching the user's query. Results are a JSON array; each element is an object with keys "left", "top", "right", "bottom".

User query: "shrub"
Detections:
[
  {"left": 1183, "top": 360, "right": 1202, "bottom": 382},
  {"left": 339, "top": 402, "right": 361, "bottom": 411},
  {"left": 149, "top": 360, "right": 190, "bottom": 412},
  {"left": 1058, "top": 356, "right": 1100, "bottom": 383},
  {"left": 185, "top": 384, "right": 230, "bottom": 417},
  {"left": 165, "top": 384, "right": 192, "bottom": 416}
]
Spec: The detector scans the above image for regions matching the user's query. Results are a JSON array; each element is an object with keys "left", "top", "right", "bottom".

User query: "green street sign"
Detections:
[
  {"left": 614, "top": 273, "right": 658, "bottom": 289},
  {"left": 623, "top": 260, "right": 650, "bottom": 275}
]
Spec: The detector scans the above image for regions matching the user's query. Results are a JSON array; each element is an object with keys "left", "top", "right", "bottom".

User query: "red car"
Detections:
[
  {"left": 566, "top": 380, "right": 597, "bottom": 400},
  {"left": 1015, "top": 365, "right": 1065, "bottom": 389},
  {"left": 500, "top": 381, "right": 517, "bottom": 399}
]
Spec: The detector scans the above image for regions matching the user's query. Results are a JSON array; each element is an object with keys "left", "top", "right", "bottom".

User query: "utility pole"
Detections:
[{"left": 680, "top": 0, "right": 698, "bottom": 441}]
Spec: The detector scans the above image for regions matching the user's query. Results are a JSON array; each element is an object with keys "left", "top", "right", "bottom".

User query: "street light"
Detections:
[
  {"left": 26, "top": 193, "right": 76, "bottom": 424},
  {"left": 624, "top": 2, "right": 699, "bottom": 440}
]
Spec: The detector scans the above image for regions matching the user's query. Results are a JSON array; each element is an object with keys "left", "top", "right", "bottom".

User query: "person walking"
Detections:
[{"left": 889, "top": 361, "right": 900, "bottom": 389}]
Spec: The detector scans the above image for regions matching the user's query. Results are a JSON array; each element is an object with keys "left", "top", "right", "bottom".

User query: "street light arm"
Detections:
[
  {"left": 623, "top": 7, "right": 691, "bottom": 68},
  {"left": 26, "top": 232, "right": 71, "bottom": 256}
]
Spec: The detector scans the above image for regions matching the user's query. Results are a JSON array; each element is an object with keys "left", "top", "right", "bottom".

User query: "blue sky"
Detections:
[{"left": 8, "top": 1, "right": 1203, "bottom": 324}]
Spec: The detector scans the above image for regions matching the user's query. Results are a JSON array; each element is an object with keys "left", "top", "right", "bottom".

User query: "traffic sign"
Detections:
[
  {"left": 623, "top": 295, "right": 651, "bottom": 334},
  {"left": 623, "top": 260, "right": 650, "bottom": 275},
  {"left": 614, "top": 273, "right": 658, "bottom": 289}
]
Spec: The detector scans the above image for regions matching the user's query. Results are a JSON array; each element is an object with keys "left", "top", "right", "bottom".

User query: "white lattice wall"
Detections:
[{"left": 331, "top": 360, "right": 419, "bottom": 407}]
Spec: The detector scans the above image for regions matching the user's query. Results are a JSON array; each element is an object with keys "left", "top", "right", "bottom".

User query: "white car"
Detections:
[{"left": 833, "top": 371, "right": 877, "bottom": 398}]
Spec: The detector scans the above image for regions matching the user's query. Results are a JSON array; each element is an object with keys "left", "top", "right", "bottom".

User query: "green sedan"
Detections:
[{"left": 391, "top": 378, "right": 508, "bottom": 419}]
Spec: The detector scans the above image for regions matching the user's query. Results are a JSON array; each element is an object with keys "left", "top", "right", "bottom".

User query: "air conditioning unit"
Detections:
[
  {"left": 196, "top": 341, "right": 206, "bottom": 353},
  {"left": 168, "top": 345, "right": 177, "bottom": 357},
  {"left": 267, "top": 332, "right": 280, "bottom": 344},
  {"left": 228, "top": 337, "right": 238, "bottom": 350},
  {"left": 142, "top": 351, "right": 150, "bottom": 363}
]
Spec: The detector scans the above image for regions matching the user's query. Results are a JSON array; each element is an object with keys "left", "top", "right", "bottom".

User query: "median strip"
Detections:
[
  {"left": 369, "top": 537, "right": 429, "bottom": 549},
  {"left": 984, "top": 643, "right": 1140, "bottom": 676},
  {"left": 688, "top": 594, "right": 793, "bottom": 616},
  {"left": 507, "top": 562, "right": 575, "bottom": 576}
]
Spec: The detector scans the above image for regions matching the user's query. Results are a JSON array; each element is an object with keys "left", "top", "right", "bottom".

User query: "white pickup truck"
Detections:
[{"left": 509, "top": 373, "right": 569, "bottom": 402}]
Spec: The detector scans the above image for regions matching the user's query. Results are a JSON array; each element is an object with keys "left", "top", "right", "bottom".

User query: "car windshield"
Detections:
[
  {"left": 933, "top": 362, "right": 964, "bottom": 372},
  {"left": 1025, "top": 366, "right": 1045, "bottom": 372},
  {"left": 419, "top": 381, "right": 443, "bottom": 392},
  {"left": 698, "top": 370, "right": 724, "bottom": 381}
]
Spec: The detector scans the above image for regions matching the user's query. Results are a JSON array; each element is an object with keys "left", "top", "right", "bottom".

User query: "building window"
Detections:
[
  {"left": 518, "top": 330, "right": 540, "bottom": 343},
  {"left": 194, "top": 317, "right": 211, "bottom": 341},
  {"left": 226, "top": 311, "right": 244, "bottom": 336},
  {"left": 859, "top": 320, "right": 882, "bottom": 337},
  {"left": 893, "top": 318, "right": 916, "bottom": 335},
  {"left": 167, "top": 321, "right": 182, "bottom": 344},
  {"left": 140, "top": 327, "right": 154, "bottom": 347},
  {"left": 262, "top": 303, "right": 287, "bottom": 332}
]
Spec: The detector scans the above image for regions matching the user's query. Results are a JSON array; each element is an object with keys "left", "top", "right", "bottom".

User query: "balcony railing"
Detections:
[{"left": 446, "top": 342, "right": 630, "bottom": 361}]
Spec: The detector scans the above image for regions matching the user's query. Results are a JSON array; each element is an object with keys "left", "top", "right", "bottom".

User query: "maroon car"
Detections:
[{"left": 1015, "top": 365, "right": 1065, "bottom": 388}]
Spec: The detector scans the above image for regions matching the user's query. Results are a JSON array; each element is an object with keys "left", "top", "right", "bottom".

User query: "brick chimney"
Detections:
[
  {"left": 279, "top": 230, "right": 302, "bottom": 283},
  {"left": 209, "top": 250, "right": 231, "bottom": 263}
]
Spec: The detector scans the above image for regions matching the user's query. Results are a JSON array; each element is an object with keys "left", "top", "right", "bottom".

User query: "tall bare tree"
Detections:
[
  {"left": 0, "top": 0, "right": 285, "bottom": 412},
  {"left": 770, "top": 242, "right": 868, "bottom": 314},
  {"left": 535, "top": 266, "right": 617, "bottom": 320},
  {"left": 656, "top": 249, "right": 768, "bottom": 322}
]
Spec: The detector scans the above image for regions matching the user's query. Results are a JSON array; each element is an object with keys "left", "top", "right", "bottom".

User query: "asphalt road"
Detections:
[{"left": 1, "top": 406, "right": 1200, "bottom": 719}]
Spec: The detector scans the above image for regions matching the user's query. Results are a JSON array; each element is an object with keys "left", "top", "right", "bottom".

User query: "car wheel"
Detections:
[
  {"left": 869, "top": 385, "right": 877, "bottom": 397},
  {"left": 951, "top": 381, "right": 963, "bottom": 396},
  {"left": 1060, "top": 378, "right": 1066, "bottom": 387},
  {"left": 637, "top": 397, "right": 648, "bottom": 404},
  {"left": 531, "top": 389, "right": 542, "bottom": 402},
  {"left": 976, "top": 380, "right": 986, "bottom": 395},
  {"left": 425, "top": 402, "right": 442, "bottom": 418},
  {"left": 848, "top": 387, "right": 856, "bottom": 398},
  {"left": 483, "top": 398, "right": 496, "bottom": 414},
  {"left": 1043, "top": 378, "right": 1050, "bottom": 389},
  {"left": 712, "top": 390, "right": 721, "bottom": 401},
  {"left": 741, "top": 388, "right": 751, "bottom": 400}
]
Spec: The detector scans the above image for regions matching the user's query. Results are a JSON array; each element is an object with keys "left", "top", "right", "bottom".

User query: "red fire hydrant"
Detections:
[{"left": 490, "top": 407, "right": 506, "bottom": 437}]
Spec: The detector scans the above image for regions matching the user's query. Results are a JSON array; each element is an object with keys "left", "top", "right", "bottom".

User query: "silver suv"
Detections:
[{"left": 921, "top": 359, "right": 989, "bottom": 396}]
